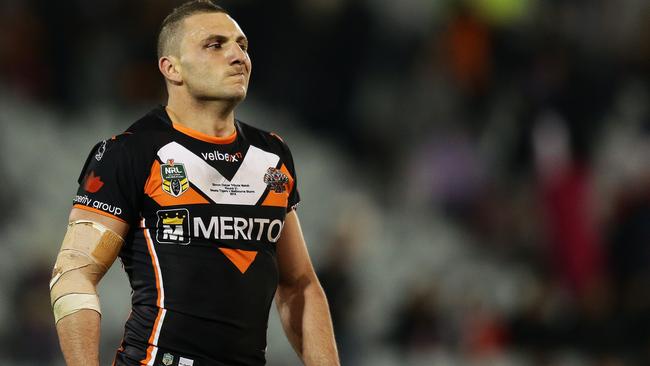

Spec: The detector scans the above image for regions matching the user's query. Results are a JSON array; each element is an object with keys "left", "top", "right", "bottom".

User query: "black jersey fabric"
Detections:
[{"left": 72, "top": 106, "right": 300, "bottom": 366}]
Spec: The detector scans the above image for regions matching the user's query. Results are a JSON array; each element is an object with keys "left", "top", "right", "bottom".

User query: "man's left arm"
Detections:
[{"left": 275, "top": 210, "right": 340, "bottom": 366}]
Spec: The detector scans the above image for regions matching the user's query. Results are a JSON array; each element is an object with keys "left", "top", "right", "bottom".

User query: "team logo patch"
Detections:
[
  {"left": 156, "top": 208, "right": 191, "bottom": 245},
  {"left": 161, "top": 159, "right": 189, "bottom": 197},
  {"left": 263, "top": 167, "right": 289, "bottom": 193},
  {"left": 162, "top": 352, "right": 174, "bottom": 366}
]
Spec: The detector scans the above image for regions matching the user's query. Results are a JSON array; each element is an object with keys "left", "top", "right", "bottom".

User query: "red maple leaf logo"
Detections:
[{"left": 83, "top": 171, "right": 104, "bottom": 193}]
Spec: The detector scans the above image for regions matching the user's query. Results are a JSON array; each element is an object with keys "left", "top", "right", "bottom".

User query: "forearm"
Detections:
[
  {"left": 276, "top": 278, "right": 340, "bottom": 366},
  {"left": 55, "top": 309, "right": 101, "bottom": 366}
]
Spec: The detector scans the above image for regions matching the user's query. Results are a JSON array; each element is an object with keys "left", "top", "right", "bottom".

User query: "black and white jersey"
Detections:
[{"left": 73, "top": 106, "right": 300, "bottom": 366}]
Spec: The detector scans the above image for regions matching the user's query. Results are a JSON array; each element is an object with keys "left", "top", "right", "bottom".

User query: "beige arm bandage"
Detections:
[{"left": 50, "top": 220, "right": 124, "bottom": 324}]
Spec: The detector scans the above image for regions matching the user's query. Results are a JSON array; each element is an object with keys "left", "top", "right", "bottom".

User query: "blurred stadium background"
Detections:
[{"left": 1, "top": 0, "right": 650, "bottom": 365}]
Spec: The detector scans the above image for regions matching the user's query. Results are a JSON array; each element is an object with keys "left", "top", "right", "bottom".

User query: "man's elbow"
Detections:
[
  {"left": 50, "top": 261, "right": 104, "bottom": 324},
  {"left": 277, "top": 272, "right": 326, "bottom": 302}
]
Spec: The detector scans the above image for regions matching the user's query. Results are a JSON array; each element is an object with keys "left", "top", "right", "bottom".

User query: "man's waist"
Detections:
[
  {"left": 115, "top": 344, "right": 265, "bottom": 366},
  {"left": 122, "top": 304, "right": 268, "bottom": 365}
]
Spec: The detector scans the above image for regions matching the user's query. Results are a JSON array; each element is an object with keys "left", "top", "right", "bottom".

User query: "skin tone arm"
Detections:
[
  {"left": 54, "top": 208, "right": 129, "bottom": 366},
  {"left": 275, "top": 210, "right": 340, "bottom": 366}
]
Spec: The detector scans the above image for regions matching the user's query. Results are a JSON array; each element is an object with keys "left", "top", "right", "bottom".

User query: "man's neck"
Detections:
[{"left": 166, "top": 97, "right": 238, "bottom": 138}]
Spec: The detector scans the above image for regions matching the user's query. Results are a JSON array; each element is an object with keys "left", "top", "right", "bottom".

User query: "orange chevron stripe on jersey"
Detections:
[
  {"left": 219, "top": 248, "right": 258, "bottom": 274},
  {"left": 261, "top": 164, "right": 294, "bottom": 207},
  {"left": 144, "top": 160, "right": 209, "bottom": 206}
]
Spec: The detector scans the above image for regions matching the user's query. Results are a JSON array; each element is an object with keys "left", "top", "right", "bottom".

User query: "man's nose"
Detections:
[{"left": 226, "top": 43, "right": 247, "bottom": 65}]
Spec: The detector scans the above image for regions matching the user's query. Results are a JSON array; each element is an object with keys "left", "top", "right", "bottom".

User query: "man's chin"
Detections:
[
  {"left": 219, "top": 85, "right": 247, "bottom": 101},
  {"left": 197, "top": 90, "right": 247, "bottom": 102},
  {"left": 225, "top": 91, "right": 247, "bottom": 102}
]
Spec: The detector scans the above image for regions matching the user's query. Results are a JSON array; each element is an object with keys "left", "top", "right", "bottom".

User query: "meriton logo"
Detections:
[{"left": 156, "top": 208, "right": 191, "bottom": 245}]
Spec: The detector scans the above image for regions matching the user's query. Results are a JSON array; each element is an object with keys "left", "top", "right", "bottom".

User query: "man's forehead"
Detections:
[{"left": 182, "top": 12, "right": 246, "bottom": 41}]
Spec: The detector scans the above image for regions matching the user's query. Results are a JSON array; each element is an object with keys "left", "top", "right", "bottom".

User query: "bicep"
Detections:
[
  {"left": 50, "top": 208, "right": 128, "bottom": 324},
  {"left": 276, "top": 210, "right": 317, "bottom": 288},
  {"left": 56, "top": 207, "right": 130, "bottom": 276},
  {"left": 68, "top": 207, "right": 130, "bottom": 238}
]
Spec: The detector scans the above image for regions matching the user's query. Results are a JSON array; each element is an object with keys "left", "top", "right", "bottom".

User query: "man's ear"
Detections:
[{"left": 159, "top": 56, "right": 182, "bottom": 84}]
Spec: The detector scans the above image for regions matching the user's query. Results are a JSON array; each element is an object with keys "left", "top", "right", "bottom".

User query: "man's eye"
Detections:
[
  {"left": 239, "top": 44, "right": 248, "bottom": 52},
  {"left": 207, "top": 42, "right": 222, "bottom": 49}
]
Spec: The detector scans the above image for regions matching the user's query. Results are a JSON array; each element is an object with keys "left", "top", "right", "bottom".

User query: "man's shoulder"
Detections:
[
  {"left": 236, "top": 119, "right": 292, "bottom": 154},
  {"left": 124, "top": 106, "right": 172, "bottom": 136},
  {"left": 85, "top": 107, "right": 171, "bottom": 165},
  {"left": 107, "top": 106, "right": 172, "bottom": 150}
]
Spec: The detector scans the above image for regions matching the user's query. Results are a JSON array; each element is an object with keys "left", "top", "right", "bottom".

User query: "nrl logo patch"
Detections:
[
  {"left": 264, "top": 167, "right": 289, "bottom": 193},
  {"left": 161, "top": 159, "right": 189, "bottom": 197}
]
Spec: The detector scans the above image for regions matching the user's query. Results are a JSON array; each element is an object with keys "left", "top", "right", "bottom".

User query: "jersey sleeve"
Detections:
[
  {"left": 280, "top": 140, "right": 301, "bottom": 212},
  {"left": 72, "top": 135, "right": 147, "bottom": 224}
]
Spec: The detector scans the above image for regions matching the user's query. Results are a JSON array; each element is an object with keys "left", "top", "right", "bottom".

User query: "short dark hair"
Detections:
[{"left": 157, "top": 0, "right": 228, "bottom": 59}]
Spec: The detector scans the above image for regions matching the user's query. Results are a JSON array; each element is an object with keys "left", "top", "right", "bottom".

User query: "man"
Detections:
[{"left": 50, "top": 1, "right": 340, "bottom": 365}]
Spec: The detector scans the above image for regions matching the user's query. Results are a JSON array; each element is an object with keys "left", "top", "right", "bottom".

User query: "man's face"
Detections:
[{"left": 176, "top": 12, "right": 251, "bottom": 102}]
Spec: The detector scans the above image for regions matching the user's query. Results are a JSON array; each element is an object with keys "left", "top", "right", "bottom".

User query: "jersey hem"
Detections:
[{"left": 72, "top": 204, "right": 128, "bottom": 223}]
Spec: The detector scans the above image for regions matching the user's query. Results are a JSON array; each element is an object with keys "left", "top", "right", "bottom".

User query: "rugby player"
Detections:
[{"left": 50, "top": 1, "right": 340, "bottom": 365}]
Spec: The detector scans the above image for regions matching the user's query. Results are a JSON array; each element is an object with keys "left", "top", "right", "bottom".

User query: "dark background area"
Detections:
[{"left": 1, "top": 0, "right": 650, "bottom": 365}]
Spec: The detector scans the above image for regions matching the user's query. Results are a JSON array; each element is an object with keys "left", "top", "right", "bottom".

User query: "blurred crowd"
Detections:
[{"left": 2, "top": 0, "right": 650, "bottom": 365}]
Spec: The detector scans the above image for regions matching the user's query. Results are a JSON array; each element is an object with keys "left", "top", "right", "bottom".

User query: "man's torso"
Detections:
[{"left": 73, "top": 106, "right": 299, "bottom": 366}]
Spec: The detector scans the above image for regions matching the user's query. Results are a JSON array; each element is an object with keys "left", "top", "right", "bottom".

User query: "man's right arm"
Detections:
[{"left": 52, "top": 208, "right": 129, "bottom": 366}]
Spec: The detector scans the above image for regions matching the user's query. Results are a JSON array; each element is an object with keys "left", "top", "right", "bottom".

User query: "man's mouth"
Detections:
[{"left": 229, "top": 69, "right": 246, "bottom": 77}]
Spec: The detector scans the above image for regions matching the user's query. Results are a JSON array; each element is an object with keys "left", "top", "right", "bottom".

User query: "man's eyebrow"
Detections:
[{"left": 202, "top": 34, "right": 248, "bottom": 44}]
